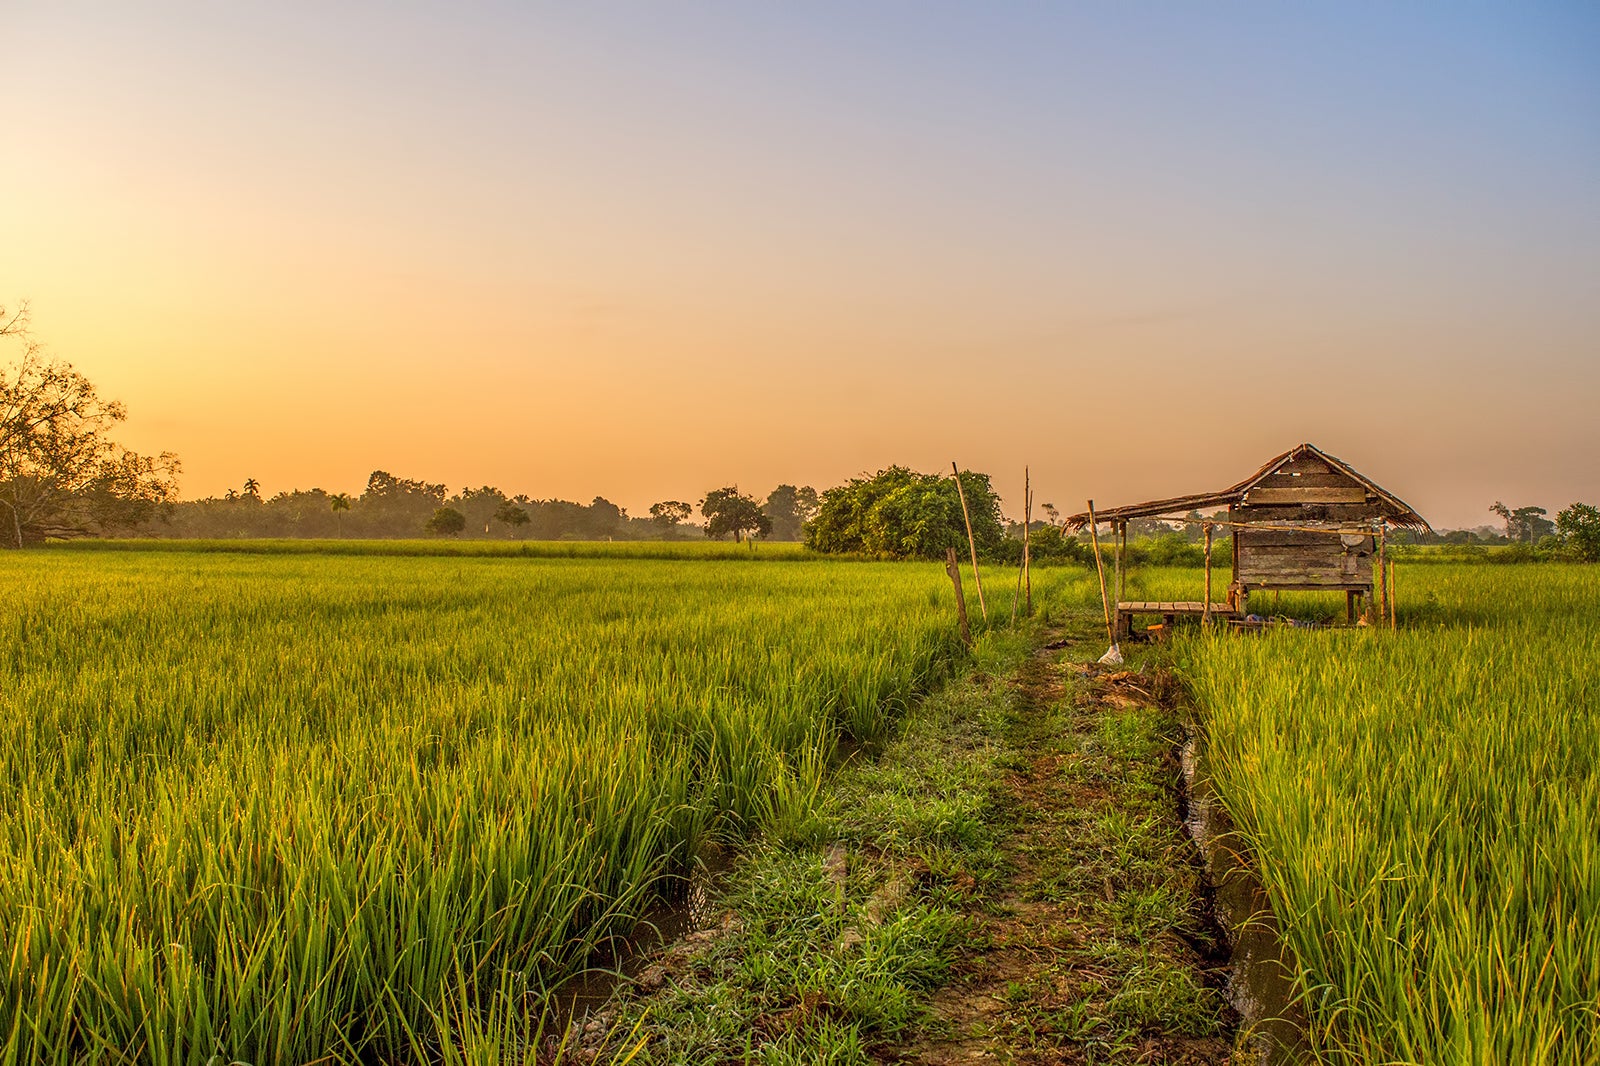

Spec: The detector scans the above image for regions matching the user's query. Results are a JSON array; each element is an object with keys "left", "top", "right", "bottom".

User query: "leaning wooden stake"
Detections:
[
  {"left": 944, "top": 547, "right": 972, "bottom": 645},
  {"left": 1087, "top": 500, "right": 1119, "bottom": 661},
  {"left": 1011, "top": 542, "right": 1024, "bottom": 625},
  {"left": 952, "top": 462, "right": 987, "bottom": 621}
]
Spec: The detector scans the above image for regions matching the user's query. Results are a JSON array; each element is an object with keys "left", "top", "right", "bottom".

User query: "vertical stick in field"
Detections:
[
  {"left": 1012, "top": 540, "right": 1024, "bottom": 624},
  {"left": 945, "top": 547, "right": 972, "bottom": 645},
  {"left": 1011, "top": 468, "right": 1029, "bottom": 625},
  {"left": 1114, "top": 521, "right": 1126, "bottom": 605},
  {"left": 1389, "top": 557, "right": 1397, "bottom": 631},
  {"left": 1377, "top": 520, "right": 1388, "bottom": 625},
  {"left": 952, "top": 462, "right": 987, "bottom": 620},
  {"left": 1024, "top": 467, "right": 1032, "bottom": 617},
  {"left": 1087, "top": 500, "right": 1116, "bottom": 647},
  {"left": 1203, "top": 522, "right": 1213, "bottom": 626}
]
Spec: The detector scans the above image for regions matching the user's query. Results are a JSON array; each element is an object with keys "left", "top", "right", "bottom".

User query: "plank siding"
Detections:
[
  {"left": 1235, "top": 504, "right": 1382, "bottom": 523},
  {"left": 1254, "top": 472, "right": 1362, "bottom": 490},
  {"left": 1244, "top": 486, "right": 1370, "bottom": 505}
]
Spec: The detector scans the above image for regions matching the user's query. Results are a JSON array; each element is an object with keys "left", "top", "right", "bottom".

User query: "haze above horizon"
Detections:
[{"left": 4, "top": 2, "right": 1597, "bottom": 529}]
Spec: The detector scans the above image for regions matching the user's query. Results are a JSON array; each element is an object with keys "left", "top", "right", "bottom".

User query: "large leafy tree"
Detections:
[
  {"left": 1490, "top": 501, "right": 1555, "bottom": 544},
  {"left": 806, "top": 466, "right": 1003, "bottom": 559},
  {"left": 1, "top": 304, "right": 179, "bottom": 547},
  {"left": 425, "top": 506, "right": 466, "bottom": 536},
  {"left": 700, "top": 486, "right": 771, "bottom": 543},
  {"left": 493, "top": 499, "right": 530, "bottom": 537},
  {"left": 649, "top": 500, "right": 693, "bottom": 533},
  {"left": 762, "top": 484, "right": 819, "bottom": 541},
  {"left": 1556, "top": 503, "right": 1600, "bottom": 562}
]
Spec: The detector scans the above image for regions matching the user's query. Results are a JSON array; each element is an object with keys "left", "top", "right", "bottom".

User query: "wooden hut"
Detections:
[{"left": 1065, "top": 443, "right": 1429, "bottom": 635}]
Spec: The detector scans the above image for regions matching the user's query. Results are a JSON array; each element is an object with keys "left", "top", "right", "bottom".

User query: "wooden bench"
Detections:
[{"left": 1114, "top": 601, "right": 1237, "bottom": 640}]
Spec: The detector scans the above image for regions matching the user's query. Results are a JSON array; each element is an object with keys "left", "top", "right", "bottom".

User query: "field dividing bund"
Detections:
[
  {"left": 0, "top": 549, "right": 962, "bottom": 1064},
  {"left": 1177, "top": 565, "right": 1600, "bottom": 1063}
]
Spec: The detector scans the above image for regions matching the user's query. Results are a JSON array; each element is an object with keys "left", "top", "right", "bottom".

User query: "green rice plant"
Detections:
[
  {"left": 0, "top": 549, "right": 986, "bottom": 1064},
  {"left": 1177, "top": 564, "right": 1600, "bottom": 1064},
  {"left": 56, "top": 538, "right": 817, "bottom": 561}
]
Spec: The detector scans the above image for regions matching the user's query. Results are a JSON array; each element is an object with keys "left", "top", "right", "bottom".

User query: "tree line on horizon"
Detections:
[
  {"left": 4, "top": 302, "right": 1599, "bottom": 561},
  {"left": 150, "top": 474, "right": 826, "bottom": 543}
]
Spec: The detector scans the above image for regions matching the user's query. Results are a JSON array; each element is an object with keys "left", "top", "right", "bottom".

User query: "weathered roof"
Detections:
[{"left": 1064, "top": 443, "right": 1430, "bottom": 530}]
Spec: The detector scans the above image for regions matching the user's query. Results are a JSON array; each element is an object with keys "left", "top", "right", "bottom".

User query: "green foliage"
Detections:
[
  {"left": 1178, "top": 564, "right": 1600, "bottom": 1062},
  {"left": 1490, "top": 500, "right": 1555, "bottom": 543},
  {"left": 491, "top": 499, "right": 530, "bottom": 535},
  {"left": 648, "top": 499, "right": 693, "bottom": 532},
  {"left": 762, "top": 484, "right": 820, "bottom": 542},
  {"left": 0, "top": 549, "right": 965, "bottom": 1062},
  {"left": 425, "top": 505, "right": 467, "bottom": 535},
  {"left": 1128, "top": 531, "right": 1204, "bottom": 567},
  {"left": 701, "top": 486, "right": 771, "bottom": 542},
  {"left": 1557, "top": 502, "right": 1600, "bottom": 562},
  {"left": 1, "top": 304, "right": 181, "bottom": 547},
  {"left": 805, "top": 466, "right": 1003, "bottom": 560}
]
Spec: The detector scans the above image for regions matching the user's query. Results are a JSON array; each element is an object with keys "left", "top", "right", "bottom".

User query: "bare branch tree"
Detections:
[{"left": 1, "top": 304, "right": 181, "bottom": 547}]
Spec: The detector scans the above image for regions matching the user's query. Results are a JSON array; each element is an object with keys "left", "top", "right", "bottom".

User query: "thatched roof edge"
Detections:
[{"left": 1063, "top": 443, "right": 1431, "bottom": 531}]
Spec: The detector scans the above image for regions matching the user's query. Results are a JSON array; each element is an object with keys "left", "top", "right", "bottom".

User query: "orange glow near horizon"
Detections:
[{"left": 4, "top": 5, "right": 1597, "bottom": 529}]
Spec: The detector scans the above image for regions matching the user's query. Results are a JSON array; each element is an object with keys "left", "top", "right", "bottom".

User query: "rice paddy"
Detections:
[
  {"left": 6, "top": 541, "right": 1596, "bottom": 1065},
  {"left": 0, "top": 548, "right": 965, "bottom": 1064},
  {"left": 1177, "top": 564, "right": 1600, "bottom": 1064}
]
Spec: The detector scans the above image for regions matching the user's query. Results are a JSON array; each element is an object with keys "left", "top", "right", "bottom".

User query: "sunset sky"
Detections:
[{"left": 4, "top": 3, "right": 1596, "bottom": 529}]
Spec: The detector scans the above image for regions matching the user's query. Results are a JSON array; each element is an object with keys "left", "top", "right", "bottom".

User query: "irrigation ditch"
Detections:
[{"left": 1179, "top": 729, "right": 1311, "bottom": 1065}]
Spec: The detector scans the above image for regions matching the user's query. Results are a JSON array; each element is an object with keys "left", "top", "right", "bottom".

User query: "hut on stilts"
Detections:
[{"left": 1064, "top": 443, "right": 1430, "bottom": 637}]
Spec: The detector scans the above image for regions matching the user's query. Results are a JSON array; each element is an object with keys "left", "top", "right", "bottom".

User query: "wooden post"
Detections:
[
  {"left": 1087, "top": 501, "right": 1116, "bottom": 648},
  {"left": 1228, "top": 505, "right": 1243, "bottom": 615},
  {"left": 1389, "top": 557, "right": 1397, "bottom": 631},
  {"left": 945, "top": 547, "right": 971, "bottom": 645},
  {"left": 1011, "top": 538, "right": 1024, "bottom": 625},
  {"left": 1202, "top": 523, "right": 1213, "bottom": 626},
  {"left": 1377, "top": 520, "right": 1388, "bottom": 625},
  {"left": 1113, "top": 521, "right": 1125, "bottom": 607},
  {"left": 951, "top": 462, "right": 987, "bottom": 621},
  {"left": 1023, "top": 468, "right": 1032, "bottom": 617},
  {"left": 1122, "top": 522, "right": 1130, "bottom": 602},
  {"left": 1010, "top": 473, "right": 1030, "bottom": 625}
]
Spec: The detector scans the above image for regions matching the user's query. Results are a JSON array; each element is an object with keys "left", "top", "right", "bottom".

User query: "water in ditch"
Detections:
[{"left": 1182, "top": 732, "right": 1313, "bottom": 1065}]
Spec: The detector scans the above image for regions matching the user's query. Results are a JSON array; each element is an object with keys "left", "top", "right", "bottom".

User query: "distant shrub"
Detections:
[
  {"left": 1557, "top": 503, "right": 1600, "bottom": 562},
  {"left": 1129, "top": 532, "right": 1205, "bottom": 568}
]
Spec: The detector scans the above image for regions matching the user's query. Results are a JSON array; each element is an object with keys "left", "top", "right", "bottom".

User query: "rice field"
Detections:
[
  {"left": 1177, "top": 565, "right": 1600, "bottom": 1064},
  {"left": 0, "top": 548, "right": 971, "bottom": 1064}
]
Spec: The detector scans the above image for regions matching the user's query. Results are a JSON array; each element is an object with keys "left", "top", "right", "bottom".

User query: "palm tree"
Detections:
[
  {"left": 330, "top": 493, "right": 351, "bottom": 537},
  {"left": 242, "top": 477, "right": 261, "bottom": 502}
]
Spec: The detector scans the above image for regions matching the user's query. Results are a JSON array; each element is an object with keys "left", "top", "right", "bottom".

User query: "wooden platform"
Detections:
[{"left": 1114, "top": 601, "right": 1237, "bottom": 639}]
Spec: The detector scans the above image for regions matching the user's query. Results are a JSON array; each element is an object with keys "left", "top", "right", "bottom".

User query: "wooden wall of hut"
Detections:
[{"left": 1234, "top": 451, "right": 1378, "bottom": 591}]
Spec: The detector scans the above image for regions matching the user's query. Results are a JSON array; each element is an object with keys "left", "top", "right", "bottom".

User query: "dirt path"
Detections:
[
  {"left": 588, "top": 626, "right": 1241, "bottom": 1065},
  {"left": 894, "top": 636, "right": 1237, "bottom": 1064}
]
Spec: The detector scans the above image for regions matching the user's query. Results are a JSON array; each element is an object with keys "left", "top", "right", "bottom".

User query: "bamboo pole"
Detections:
[
  {"left": 1011, "top": 534, "right": 1024, "bottom": 625},
  {"left": 1087, "top": 500, "right": 1116, "bottom": 647},
  {"left": 1116, "top": 521, "right": 1127, "bottom": 604},
  {"left": 1202, "top": 523, "right": 1213, "bottom": 626},
  {"left": 952, "top": 462, "right": 987, "bottom": 621},
  {"left": 1376, "top": 520, "right": 1388, "bottom": 625},
  {"left": 1389, "top": 556, "right": 1397, "bottom": 631},
  {"left": 1023, "top": 468, "right": 1032, "bottom": 617}
]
